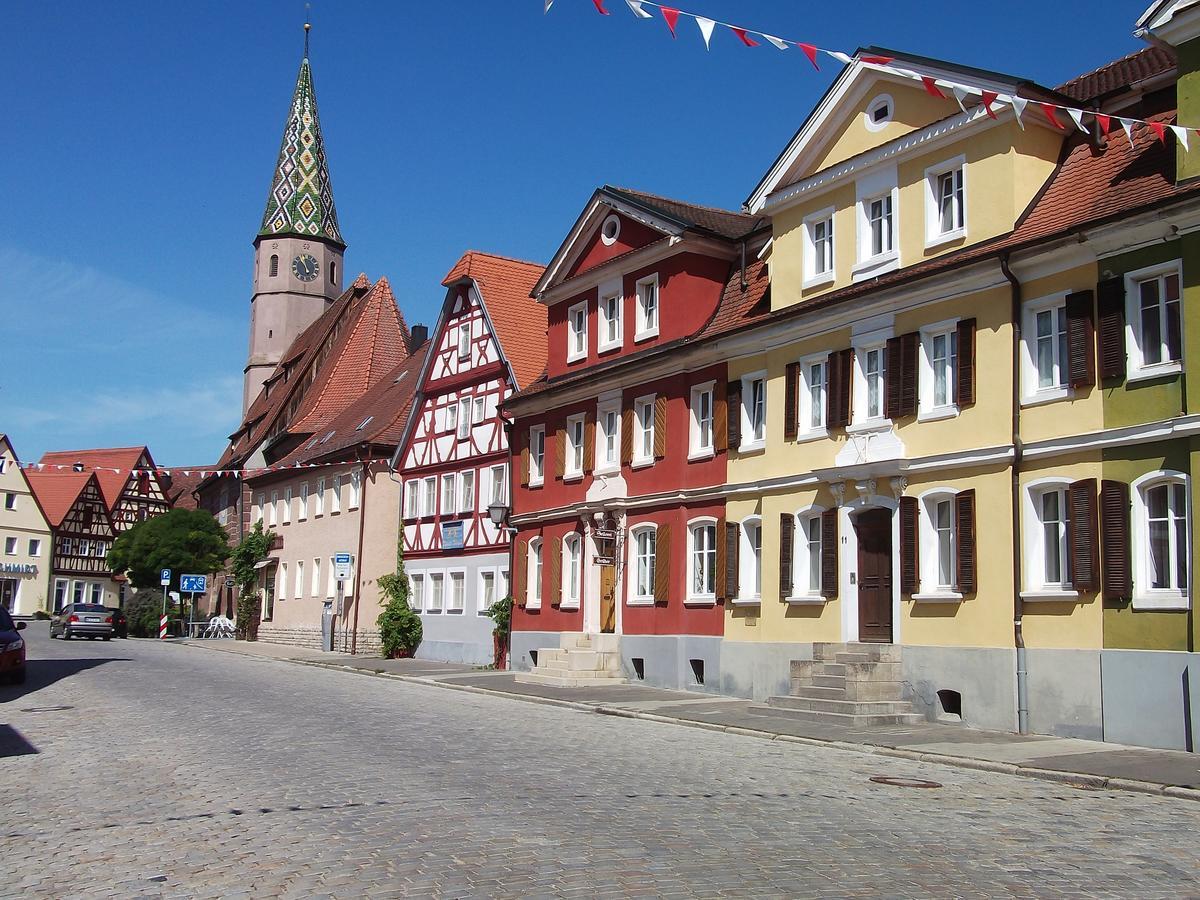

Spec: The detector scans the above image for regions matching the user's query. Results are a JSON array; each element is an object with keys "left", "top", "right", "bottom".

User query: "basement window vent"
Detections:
[
  {"left": 937, "top": 689, "right": 963, "bottom": 722},
  {"left": 689, "top": 658, "right": 705, "bottom": 686},
  {"left": 632, "top": 657, "right": 645, "bottom": 680}
]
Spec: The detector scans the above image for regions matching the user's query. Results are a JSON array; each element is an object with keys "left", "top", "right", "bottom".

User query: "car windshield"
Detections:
[
  {"left": 76, "top": 605, "right": 109, "bottom": 612},
  {"left": 0, "top": 608, "right": 14, "bottom": 631}
]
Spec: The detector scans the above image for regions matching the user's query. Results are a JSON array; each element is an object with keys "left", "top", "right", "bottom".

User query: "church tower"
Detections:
[{"left": 244, "top": 29, "right": 345, "bottom": 413}]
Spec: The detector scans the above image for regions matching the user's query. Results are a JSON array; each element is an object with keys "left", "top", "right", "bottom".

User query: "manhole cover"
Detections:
[
  {"left": 19, "top": 706, "right": 74, "bottom": 713},
  {"left": 870, "top": 775, "right": 943, "bottom": 788}
]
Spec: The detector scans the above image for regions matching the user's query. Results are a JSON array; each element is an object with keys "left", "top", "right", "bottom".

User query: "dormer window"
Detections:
[
  {"left": 864, "top": 94, "right": 894, "bottom": 132},
  {"left": 600, "top": 214, "right": 621, "bottom": 246}
]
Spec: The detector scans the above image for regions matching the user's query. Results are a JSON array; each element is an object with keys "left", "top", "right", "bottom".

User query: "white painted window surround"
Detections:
[
  {"left": 740, "top": 372, "right": 767, "bottom": 452},
  {"left": 1021, "top": 478, "right": 1076, "bottom": 601},
  {"left": 789, "top": 508, "right": 826, "bottom": 602},
  {"left": 597, "top": 275, "right": 624, "bottom": 354},
  {"left": 912, "top": 488, "right": 963, "bottom": 602},
  {"left": 689, "top": 381, "right": 715, "bottom": 460},
  {"left": 600, "top": 214, "right": 621, "bottom": 246},
  {"left": 627, "top": 524, "right": 657, "bottom": 606},
  {"left": 850, "top": 327, "right": 892, "bottom": 430},
  {"left": 1125, "top": 259, "right": 1183, "bottom": 382},
  {"left": 732, "top": 517, "right": 762, "bottom": 606},
  {"left": 529, "top": 425, "right": 546, "bottom": 486},
  {"left": 863, "top": 93, "right": 894, "bottom": 132},
  {"left": 596, "top": 401, "right": 621, "bottom": 474},
  {"left": 686, "top": 517, "right": 718, "bottom": 605},
  {"left": 565, "top": 414, "right": 585, "bottom": 479},
  {"left": 457, "top": 321, "right": 471, "bottom": 360},
  {"left": 561, "top": 533, "right": 582, "bottom": 609},
  {"left": 567, "top": 300, "right": 588, "bottom": 363},
  {"left": 635, "top": 274, "right": 659, "bottom": 342},
  {"left": 633, "top": 394, "right": 656, "bottom": 466},
  {"left": 798, "top": 354, "right": 828, "bottom": 440},
  {"left": 853, "top": 165, "right": 900, "bottom": 281},
  {"left": 919, "top": 318, "right": 959, "bottom": 421},
  {"left": 802, "top": 206, "right": 835, "bottom": 288},
  {"left": 528, "top": 539, "right": 543, "bottom": 609},
  {"left": 1133, "top": 470, "right": 1190, "bottom": 610},
  {"left": 924, "top": 156, "right": 966, "bottom": 249},
  {"left": 1021, "top": 293, "right": 1071, "bottom": 406}
]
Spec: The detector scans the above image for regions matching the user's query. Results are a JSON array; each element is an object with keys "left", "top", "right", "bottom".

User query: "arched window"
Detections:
[
  {"left": 627, "top": 524, "right": 657, "bottom": 605},
  {"left": 269, "top": 254, "right": 279, "bottom": 277},
  {"left": 528, "top": 539, "right": 543, "bottom": 609},
  {"left": 330, "top": 261, "right": 337, "bottom": 284},
  {"left": 687, "top": 518, "right": 717, "bottom": 603},
  {"left": 561, "top": 533, "right": 581, "bottom": 608},
  {"left": 1133, "top": 471, "right": 1190, "bottom": 608}
]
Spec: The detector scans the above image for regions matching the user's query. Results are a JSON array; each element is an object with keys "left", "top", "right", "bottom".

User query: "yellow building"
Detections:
[{"left": 713, "top": 30, "right": 1200, "bottom": 748}]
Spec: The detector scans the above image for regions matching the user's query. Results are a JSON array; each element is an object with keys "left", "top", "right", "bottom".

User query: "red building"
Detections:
[{"left": 505, "top": 187, "right": 768, "bottom": 690}]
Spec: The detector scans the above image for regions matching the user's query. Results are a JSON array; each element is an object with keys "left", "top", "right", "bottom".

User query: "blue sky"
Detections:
[{"left": 2, "top": 0, "right": 1146, "bottom": 466}]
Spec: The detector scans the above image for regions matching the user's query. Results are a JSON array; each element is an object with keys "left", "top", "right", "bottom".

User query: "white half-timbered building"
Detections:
[{"left": 392, "top": 251, "right": 546, "bottom": 664}]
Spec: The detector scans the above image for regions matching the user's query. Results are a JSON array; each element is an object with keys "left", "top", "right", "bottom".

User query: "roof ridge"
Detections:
[
  {"left": 462, "top": 250, "right": 547, "bottom": 269},
  {"left": 607, "top": 185, "right": 750, "bottom": 217}
]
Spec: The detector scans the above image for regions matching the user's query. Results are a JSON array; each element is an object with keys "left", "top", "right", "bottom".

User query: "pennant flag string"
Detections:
[
  {"left": 18, "top": 458, "right": 392, "bottom": 479},
  {"left": 551, "top": 0, "right": 1199, "bottom": 146}
]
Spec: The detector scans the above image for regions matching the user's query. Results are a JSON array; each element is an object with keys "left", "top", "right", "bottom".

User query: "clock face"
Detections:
[{"left": 292, "top": 253, "right": 320, "bottom": 282}]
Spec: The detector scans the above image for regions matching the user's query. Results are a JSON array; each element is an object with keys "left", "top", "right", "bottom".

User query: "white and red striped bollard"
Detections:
[{"left": 159, "top": 615, "right": 169, "bottom": 639}]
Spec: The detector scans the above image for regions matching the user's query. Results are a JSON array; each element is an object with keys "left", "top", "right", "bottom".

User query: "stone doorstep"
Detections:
[
  {"left": 768, "top": 695, "right": 918, "bottom": 717},
  {"left": 514, "top": 670, "right": 628, "bottom": 688},
  {"left": 793, "top": 681, "right": 906, "bottom": 702},
  {"left": 813, "top": 641, "right": 902, "bottom": 662},
  {"left": 760, "top": 700, "right": 925, "bottom": 727}
]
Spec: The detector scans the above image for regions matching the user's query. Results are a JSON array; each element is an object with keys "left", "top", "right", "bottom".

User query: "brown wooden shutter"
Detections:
[
  {"left": 715, "top": 516, "right": 727, "bottom": 600},
  {"left": 1100, "top": 480, "right": 1132, "bottom": 600},
  {"left": 583, "top": 414, "right": 595, "bottom": 473},
  {"left": 724, "top": 521, "right": 740, "bottom": 599},
  {"left": 899, "top": 495, "right": 919, "bottom": 595},
  {"left": 653, "top": 394, "right": 668, "bottom": 459},
  {"left": 512, "top": 538, "right": 528, "bottom": 606},
  {"left": 827, "top": 349, "right": 852, "bottom": 428},
  {"left": 1068, "top": 479, "right": 1100, "bottom": 593},
  {"left": 554, "top": 426, "right": 565, "bottom": 479},
  {"left": 955, "top": 318, "right": 977, "bottom": 407},
  {"left": 545, "top": 536, "right": 561, "bottom": 605},
  {"left": 1065, "top": 290, "right": 1096, "bottom": 389},
  {"left": 620, "top": 402, "right": 634, "bottom": 466},
  {"left": 519, "top": 432, "right": 530, "bottom": 487},
  {"left": 779, "top": 513, "right": 794, "bottom": 598},
  {"left": 726, "top": 381, "right": 742, "bottom": 450},
  {"left": 714, "top": 389, "right": 728, "bottom": 451},
  {"left": 1097, "top": 277, "right": 1126, "bottom": 381},
  {"left": 820, "top": 508, "right": 838, "bottom": 598},
  {"left": 886, "top": 332, "right": 919, "bottom": 419},
  {"left": 653, "top": 523, "right": 671, "bottom": 603},
  {"left": 955, "top": 489, "right": 976, "bottom": 593},
  {"left": 784, "top": 362, "right": 800, "bottom": 441}
]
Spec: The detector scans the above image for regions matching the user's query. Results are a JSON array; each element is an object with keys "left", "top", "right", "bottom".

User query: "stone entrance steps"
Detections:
[
  {"left": 763, "top": 642, "right": 923, "bottom": 726},
  {"left": 515, "top": 633, "right": 627, "bottom": 688}
]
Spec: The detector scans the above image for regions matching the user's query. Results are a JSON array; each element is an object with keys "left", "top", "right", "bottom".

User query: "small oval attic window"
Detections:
[
  {"left": 600, "top": 214, "right": 621, "bottom": 246},
  {"left": 864, "top": 94, "right": 893, "bottom": 132}
]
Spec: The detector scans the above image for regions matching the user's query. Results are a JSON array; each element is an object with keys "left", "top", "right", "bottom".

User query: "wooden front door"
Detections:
[
  {"left": 855, "top": 508, "right": 893, "bottom": 643},
  {"left": 600, "top": 564, "right": 616, "bottom": 634}
]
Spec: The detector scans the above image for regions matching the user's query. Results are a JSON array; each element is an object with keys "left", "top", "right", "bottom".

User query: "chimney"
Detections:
[{"left": 409, "top": 324, "right": 428, "bottom": 351}]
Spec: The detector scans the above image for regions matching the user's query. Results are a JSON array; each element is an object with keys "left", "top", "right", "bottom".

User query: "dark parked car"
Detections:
[
  {"left": 0, "top": 607, "right": 27, "bottom": 684},
  {"left": 49, "top": 604, "right": 113, "bottom": 640},
  {"left": 107, "top": 608, "right": 128, "bottom": 639}
]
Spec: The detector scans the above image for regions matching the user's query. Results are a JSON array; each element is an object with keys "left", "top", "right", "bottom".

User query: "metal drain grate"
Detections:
[{"left": 869, "top": 775, "right": 943, "bottom": 788}]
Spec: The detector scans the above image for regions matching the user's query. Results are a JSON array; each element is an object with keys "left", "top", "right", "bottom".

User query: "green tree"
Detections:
[
  {"left": 376, "top": 524, "right": 422, "bottom": 658},
  {"left": 230, "top": 521, "right": 274, "bottom": 641},
  {"left": 107, "top": 508, "right": 230, "bottom": 590},
  {"left": 484, "top": 595, "right": 512, "bottom": 668}
]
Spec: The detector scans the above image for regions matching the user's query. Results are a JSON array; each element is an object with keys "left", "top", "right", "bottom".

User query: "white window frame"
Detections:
[
  {"left": 3, "top": 493, "right": 15, "bottom": 511},
  {"left": 798, "top": 353, "right": 828, "bottom": 440},
  {"left": 312, "top": 557, "right": 321, "bottom": 596},
  {"left": 490, "top": 464, "right": 507, "bottom": 505},
  {"left": 600, "top": 213, "right": 621, "bottom": 246},
  {"left": 596, "top": 401, "right": 621, "bottom": 474},
  {"left": 567, "top": 300, "right": 588, "bottom": 363},
  {"left": 445, "top": 400, "right": 458, "bottom": 435},
  {"left": 404, "top": 480, "right": 419, "bottom": 519},
  {"left": 912, "top": 489, "right": 963, "bottom": 601},
  {"left": 598, "top": 288, "right": 623, "bottom": 353},
  {"left": 565, "top": 414, "right": 585, "bottom": 479},
  {"left": 269, "top": 491, "right": 278, "bottom": 526},
  {"left": 561, "top": 533, "right": 582, "bottom": 609},
  {"left": 1021, "top": 477, "right": 1077, "bottom": 601},
  {"left": 1125, "top": 259, "right": 1184, "bottom": 381},
  {"left": 924, "top": 156, "right": 966, "bottom": 248},
  {"left": 349, "top": 470, "right": 361, "bottom": 510},
  {"left": 441, "top": 473, "right": 457, "bottom": 516},
  {"left": 689, "top": 381, "right": 715, "bottom": 461},
  {"left": 789, "top": 507, "right": 827, "bottom": 603},
  {"left": 850, "top": 331, "right": 892, "bottom": 429},
  {"left": 1132, "top": 470, "right": 1191, "bottom": 610},
  {"left": 409, "top": 573, "right": 424, "bottom": 613},
  {"left": 919, "top": 318, "right": 960, "bottom": 421},
  {"left": 29, "top": 538, "right": 41, "bottom": 557},
  {"left": 529, "top": 426, "right": 546, "bottom": 486},
  {"left": 1020, "top": 293, "right": 1071, "bottom": 406},
  {"left": 686, "top": 517, "right": 718, "bottom": 606},
  {"left": 457, "top": 321, "right": 471, "bottom": 360},
  {"left": 473, "top": 396, "right": 486, "bottom": 424},
  {"left": 457, "top": 397, "right": 472, "bottom": 440},
  {"left": 733, "top": 516, "right": 763, "bottom": 605},
  {"left": 4, "top": 537, "right": 16, "bottom": 556},
  {"left": 278, "top": 562, "right": 288, "bottom": 602},
  {"left": 459, "top": 469, "right": 475, "bottom": 513},
  {"left": 740, "top": 372, "right": 767, "bottom": 452},
  {"left": 627, "top": 523, "right": 657, "bottom": 606},
  {"left": 633, "top": 395, "right": 656, "bottom": 467},
  {"left": 298, "top": 482, "right": 308, "bottom": 521},
  {"left": 314, "top": 478, "right": 325, "bottom": 517},
  {"left": 331, "top": 475, "right": 342, "bottom": 515},
  {"left": 528, "top": 539, "right": 543, "bottom": 609},
  {"left": 447, "top": 569, "right": 466, "bottom": 615},
  {"left": 255, "top": 494, "right": 265, "bottom": 524},
  {"left": 478, "top": 569, "right": 498, "bottom": 616},
  {"left": 802, "top": 206, "right": 836, "bottom": 288},
  {"left": 427, "top": 571, "right": 444, "bottom": 614},
  {"left": 853, "top": 167, "right": 900, "bottom": 281},
  {"left": 282, "top": 487, "right": 292, "bottom": 524},
  {"left": 635, "top": 274, "right": 660, "bottom": 341},
  {"left": 422, "top": 476, "right": 437, "bottom": 517},
  {"left": 295, "top": 560, "right": 304, "bottom": 599}
]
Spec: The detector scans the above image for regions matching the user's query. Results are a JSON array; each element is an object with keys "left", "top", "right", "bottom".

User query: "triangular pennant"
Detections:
[
  {"left": 921, "top": 76, "right": 946, "bottom": 99},
  {"left": 1039, "top": 102, "right": 1065, "bottom": 130},
  {"left": 859, "top": 54, "right": 894, "bottom": 65},
  {"left": 951, "top": 85, "right": 972, "bottom": 113},
  {"left": 1149, "top": 121, "right": 1168, "bottom": 144},
  {"left": 1174, "top": 125, "right": 1191, "bottom": 150},
  {"left": 761, "top": 33, "right": 789, "bottom": 50},
  {"left": 796, "top": 42, "right": 819, "bottom": 69},
  {"left": 1119, "top": 117, "right": 1136, "bottom": 146},
  {"left": 591, "top": 0, "right": 609, "bottom": 14},
  {"left": 980, "top": 90, "right": 999, "bottom": 119},
  {"left": 827, "top": 50, "right": 853, "bottom": 64},
  {"left": 1011, "top": 96, "right": 1027, "bottom": 130},
  {"left": 624, "top": 0, "right": 652, "bottom": 18},
  {"left": 544, "top": 0, "right": 553, "bottom": 11},
  {"left": 661, "top": 6, "right": 680, "bottom": 37},
  {"left": 730, "top": 27, "right": 759, "bottom": 47},
  {"left": 695, "top": 15, "right": 716, "bottom": 49},
  {"left": 1095, "top": 113, "right": 1111, "bottom": 137},
  {"left": 1065, "top": 107, "right": 1088, "bottom": 134}
]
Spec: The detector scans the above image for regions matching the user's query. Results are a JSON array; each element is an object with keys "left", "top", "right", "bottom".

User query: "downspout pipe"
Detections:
[
  {"left": 1001, "top": 253, "right": 1030, "bottom": 735},
  {"left": 350, "top": 445, "right": 370, "bottom": 656}
]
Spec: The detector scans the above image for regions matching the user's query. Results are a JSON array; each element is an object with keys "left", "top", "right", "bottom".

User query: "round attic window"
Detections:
[
  {"left": 600, "top": 214, "right": 621, "bottom": 246},
  {"left": 864, "top": 94, "right": 894, "bottom": 132}
]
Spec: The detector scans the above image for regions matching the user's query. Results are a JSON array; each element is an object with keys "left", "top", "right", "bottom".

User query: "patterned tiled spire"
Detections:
[{"left": 259, "top": 55, "right": 343, "bottom": 246}]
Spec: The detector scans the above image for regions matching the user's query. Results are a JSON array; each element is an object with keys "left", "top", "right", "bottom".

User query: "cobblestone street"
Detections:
[{"left": 2, "top": 627, "right": 1198, "bottom": 898}]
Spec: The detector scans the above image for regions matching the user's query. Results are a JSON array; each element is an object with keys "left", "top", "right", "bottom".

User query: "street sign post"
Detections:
[
  {"left": 159, "top": 569, "right": 172, "bottom": 638},
  {"left": 333, "top": 553, "right": 352, "bottom": 580},
  {"left": 160, "top": 568, "right": 172, "bottom": 586},
  {"left": 180, "top": 575, "right": 207, "bottom": 593}
]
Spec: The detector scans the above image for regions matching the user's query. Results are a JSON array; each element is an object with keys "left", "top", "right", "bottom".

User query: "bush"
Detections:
[
  {"left": 376, "top": 571, "right": 421, "bottom": 659},
  {"left": 125, "top": 590, "right": 166, "bottom": 638},
  {"left": 32, "top": 610, "right": 50, "bottom": 620}
]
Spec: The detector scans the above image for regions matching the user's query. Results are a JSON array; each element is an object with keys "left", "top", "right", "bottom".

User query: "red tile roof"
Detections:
[
  {"left": 442, "top": 251, "right": 548, "bottom": 390},
  {"left": 25, "top": 470, "right": 96, "bottom": 528},
  {"left": 162, "top": 469, "right": 206, "bottom": 510},
  {"left": 1055, "top": 46, "right": 1175, "bottom": 103},
  {"left": 38, "top": 446, "right": 152, "bottom": 511}
]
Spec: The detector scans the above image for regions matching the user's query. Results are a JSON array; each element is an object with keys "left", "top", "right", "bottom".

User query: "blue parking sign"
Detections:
[{"left": 160, "top": 568, "right": 172, "bottom": 586}]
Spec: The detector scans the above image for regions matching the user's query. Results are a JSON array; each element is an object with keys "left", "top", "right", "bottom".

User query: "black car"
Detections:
[
  {"left": 107, "top": 608, "right": 128, "bottom": 639},
  {"left": 0, "top": 607, "right": 26, "bottom": 684}
]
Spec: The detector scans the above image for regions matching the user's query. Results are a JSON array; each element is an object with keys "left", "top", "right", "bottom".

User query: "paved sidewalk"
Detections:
[{"left": 181, "top": 637, "right": 1200, "bottom": 800}]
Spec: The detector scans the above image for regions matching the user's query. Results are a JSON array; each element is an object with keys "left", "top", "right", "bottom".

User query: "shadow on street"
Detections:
[
  {"left": 0, "top": 657, "right": 130, "bottom": 703},
  {"left": 0, "top": 723, "right": 38, "bottom": 757}
]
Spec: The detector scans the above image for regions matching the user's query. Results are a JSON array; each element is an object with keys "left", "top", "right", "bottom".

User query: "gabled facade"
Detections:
[
  {"left": 505, "top": 188, "right": 765, "bottom": 690},
  {"left": 0, "top": 435, "right": 52, "bottom": 616},
  {"left": 38, "top": 446, "right": 169, "bottom": 531},
  {"left": 26, "top": 471, "right": 120, "bottom": 610},
  {"left": 393, "top": 251, "right": 545, "bottom": 664}
]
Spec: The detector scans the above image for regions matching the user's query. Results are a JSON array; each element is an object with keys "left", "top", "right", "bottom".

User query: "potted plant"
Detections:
[{"left": 484, "top": 595, "right": 512, "bottom": 669}]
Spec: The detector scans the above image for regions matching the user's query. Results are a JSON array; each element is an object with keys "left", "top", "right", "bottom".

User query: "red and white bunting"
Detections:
[
  {"left": 19, "top": 458, "right": 390, "bottom": 479},
  {"left": 555, "top": 0, "right": 1197, "bottom": 147}
]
